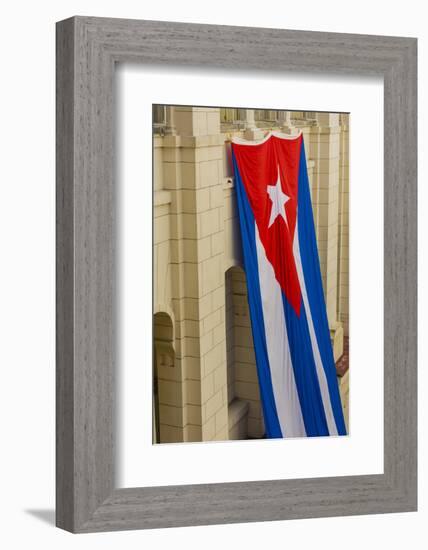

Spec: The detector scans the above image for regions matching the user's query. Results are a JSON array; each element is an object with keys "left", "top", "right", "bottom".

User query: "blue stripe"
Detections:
[
  {"left": 297, "top": 142, "right": 347, "bottom": 435},
  {"left": 232, "top": 152, "right": 283, "bottom": 438},
  {"left": 281, "top": 293, "right": 330, "bottom": 436}
]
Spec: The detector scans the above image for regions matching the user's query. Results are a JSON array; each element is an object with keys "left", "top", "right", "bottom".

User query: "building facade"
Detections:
[{"left": 153, "top": 107, "right": 349, "bottom": 443}]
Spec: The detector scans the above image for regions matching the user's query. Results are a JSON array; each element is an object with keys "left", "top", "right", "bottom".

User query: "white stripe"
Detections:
[
  {"left": 293, "top": 221, "right": 338, "bottom": 436},
  {"left": 255, "top": 226, "right": 306, "bottom": 438},
  {"left": 232, "top": 130, "right": 302, "bottom": 146}
]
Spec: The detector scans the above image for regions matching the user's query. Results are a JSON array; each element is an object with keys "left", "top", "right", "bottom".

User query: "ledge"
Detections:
[
  {"left": 159, "top": 134, "right": 226, "bottom": 148},
  {"left": 154, "top": 190, "right": 172, "bottom": 207},
  {"left": 228, "top": 398, "right": 249, "bottom": 429},
  {"left": 308, "top": 125, "right": 341, "bottom": 135},
  {"left": 223, "top": 176, "right": 234, "bottom": 189}
]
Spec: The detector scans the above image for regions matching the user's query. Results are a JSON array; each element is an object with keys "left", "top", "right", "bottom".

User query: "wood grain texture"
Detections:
[{"left": 56, "top": 16, "right": 417, "bottom": 533}]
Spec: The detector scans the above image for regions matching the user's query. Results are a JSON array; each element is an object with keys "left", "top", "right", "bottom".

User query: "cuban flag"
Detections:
[{"left": 232, "top": 132, "right": 346, "bottom": 438}]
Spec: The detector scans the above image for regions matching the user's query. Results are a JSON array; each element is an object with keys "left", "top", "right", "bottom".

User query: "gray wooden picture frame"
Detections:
[{"left": 56, "top": 16, "right": 417, "bottom": 533}]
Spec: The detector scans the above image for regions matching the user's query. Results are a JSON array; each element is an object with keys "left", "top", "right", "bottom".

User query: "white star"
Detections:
[{"left": 267, "top": 167, "right": 290, "bottom": 228}]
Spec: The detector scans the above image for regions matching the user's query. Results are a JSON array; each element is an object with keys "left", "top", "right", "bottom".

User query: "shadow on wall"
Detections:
[
  {"left": 225, "top": 266, "right": 265, "bottom": 440},
  {"left": 153, "top": 311, "right": 178, "bottom": 444}
]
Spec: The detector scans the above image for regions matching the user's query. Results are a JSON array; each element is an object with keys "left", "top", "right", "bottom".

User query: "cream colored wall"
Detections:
[
  {"left": 338, "top": 114, "right": 350, "bottom": 336},
  {"left": 154, "top": 107, "right": 230, "bottom": 443},
  {"left": 153, "top": 107, "right": 349, "bottom": 443},
  {"left": 305, "top": 114, "right": 345, "bottom": 359}
]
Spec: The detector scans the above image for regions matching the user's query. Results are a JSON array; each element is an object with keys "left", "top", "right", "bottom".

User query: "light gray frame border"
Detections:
[{"left": 56, "top": 16, "right": 417, "bottom": 533}]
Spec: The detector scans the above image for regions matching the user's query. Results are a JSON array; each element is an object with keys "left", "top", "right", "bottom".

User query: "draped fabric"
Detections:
[{"left": 232, "top": 132, "right": 346, "bottom": 438}]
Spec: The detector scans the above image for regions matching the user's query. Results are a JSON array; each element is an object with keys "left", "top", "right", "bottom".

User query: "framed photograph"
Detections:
[
  {"left": 150, "top": 105, "right": 350, "bottom": 447},
  {"left": 56, "top": 17, "right": 417, "bottom": 533}
]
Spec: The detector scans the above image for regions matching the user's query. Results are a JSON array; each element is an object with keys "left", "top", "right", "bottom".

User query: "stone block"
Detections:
[
  {"left": 158, "top": 379, "right": 183, "bottom": 407},
  {"left": 212, "top": 322, "right": 226, "bottom": 347},
  {"left": 339, "top": 283, "right": 349, "bottom": 299},
  {"left": 180, "top": 238, "right": 205, "bottom": 263},
  {"left": 316, "top": 184, "right": 339, "bottom": 206},
  {"left": 180, "top": 162, "right": 199, "bottom": 189},
  {"left": 227, "top": 380, "right": 235, "bottom": 405},
  {"left": 186, "top": 379, "right": 202, "bottom": 405},
  {"left": 234, "top": 362, "right": 259, "bottom": 384},
  {"left": 234, "top": 326, "right": 253, "bottom": 346},
  {"left": 330, "top": 323, "right": 344, "bottom": 363},
  {"left": 179, "top": 148, "right": 197, "bottom": 163},
  {"left": 179, "top": 319, "right": 200, "bottom": 339},
  {"left": 177, "top": 297, "right": 198, "bottom": 321},
  {"left": 340, "top": 257, "right": 349, "bottom": 274},
  {"left": 223, "top": 194, "right": 237, "bottom": 220},
  {"left": 233, "top": 309, "right": 251, "bottom": 327},
  {"left": 184, "top": 356, "right": 202, "bottom": 380},
  {"left": 185, "top": 424, "right": 203, "bottom": 442},
  {"left": 158, "top": 404, "right": 184, "bottom": 427},
  {"left": 210, "top": 184, "right": 224, "bottom": 209},
  {"left": 154, "top": 203, "right": 170, "bottom": 218},
  {"left": 215, "top": 404, "right": 228, "bottom": 434},
  {"left": 202, "top": 414, "right": 216, "bottom": 441},
  {"left": 206, "top": 110, "right": 221, "bottom": 134},
  {"left": 205, "top": 389, "right": 224, "bottom": 420},
  {"left": 316, "top": 112, "right": 340, "bottom": 127},
  {"left": 201, "top": 372, "right": 215, "bottom": 401},
  {"left": 180, "top": 213, "right": 198, "bottom": 239},
  {"left": 200, "top": 160, "right": 219, "bottom": 188},
  {"left": 247, "top": 399, "right": 263, "bottom": 420},
  {"left": 316, "top": 172, "right": 339, "bottom": 189},
  {"left": 224, "top": 218, "right": 243, "bottom": 268},
  {"left": 213, "top": 425, "right": 229, "bottom": 442},
  {"left": 211, "top": 286, "right": 225, "bottom": 311},
  {"left": 228, "top": 423, "right": 243, "bottom": 440},
  {"left": 316, "top": 203, "right": 334, "bottom": 226},
  {"left": 154, "top": 242, "right": 170, "bottom": 305},
  {"left": 201, "top": 255, "right": 222, "bottom": 295},
  {"left": 203, "top": 341, "right": 224, "bottom": 376},
  {"left": 167, "top": 213, "right": 180, "bottom": 241},
  {"left": 228, "top": 398, "right": 249, "bottom": 440},
  {"left": 169, "top": 239, "right": 179, "bottom": 264},
  {"left": 235, "top": 345, "right": 256, "bottom": 364},
  {"left": 211, "top": 231, "right": 224, "bottom": 256},
  {"left": 182, "top": 263, "right": 200, "bottom": 298},
  {"left": 314, "top": 140, "right": 341, "bottom": 160},
  {"left": 180, "top": 336, "right": 199, "bottom": 359},
  {"left": 159, "top": 424, "right": 183, "bottom": 443},
  {"left": 199, "top": 208, "right": 220, "bottom": 238},
  {"left": 154, "top": 215, "right": 170, "bottom": 244},
  {"left": 156, "top": 360, "right": 181, "bottom": 383},
  {"left": 186, "top": 404, "right": 203, "bottom": 426},
  {"left": 197, "top": 293, "right": 213, "bottom": 319},
  {"left": 174, "top": 109, "right": 195, "bottom": 136},
  {"left": 180, "top": 188, "right": 210, "bottom": 213},
  {"left": 196, "top": 236, "right": 213, "bottom": 263},
  {"left": 162, "top": 162, "right": 179, "bottom": 189},
  {"left": 213, "top": 364, "right": 227, "bottom": 393},
  {"left": 218, "top": 205, "right": 225, "bottom": 231},
  {"left": 203, "top": 308, "right": 222, "bottom": 334},
  {"left": 199, "top": 331, "right": 213, "bottom": 358},
  {"left": 247, "top": 417, "right": 265, "bottom": 438},
  {"left": 195, "top": 111, "right": 208, "bottom": 136},
  {"left": 161, "top": 146, "right": 179, "bottom": 163},
  {"left": 235, "top": 381, "right": 261, "bottom": 402}
]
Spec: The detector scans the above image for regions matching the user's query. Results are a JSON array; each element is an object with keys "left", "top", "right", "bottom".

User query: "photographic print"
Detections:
[
  {"left": 153, "top": 105, "right": 349, "bottom": 444},
  {"left": 55, "top": 18, "right": 416, "bottom": 531}
]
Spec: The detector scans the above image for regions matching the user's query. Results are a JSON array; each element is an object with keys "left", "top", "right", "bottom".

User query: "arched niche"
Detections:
[{"left": 153, "top": 311, "right": 183, "bottom": 443}]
